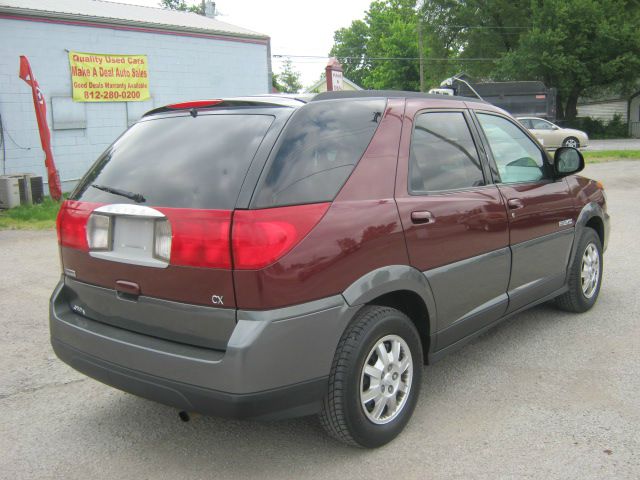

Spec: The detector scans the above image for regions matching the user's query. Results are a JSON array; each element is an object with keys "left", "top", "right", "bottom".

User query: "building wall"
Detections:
[
  {"left": 630, "top": 95, "right": 640, "bottom": 138},
  {"left": 0, "top": 16, "right": 269, "bottom": 190},
  {"left": 576, "top": 100, "right": 628, "bottom": 123}
]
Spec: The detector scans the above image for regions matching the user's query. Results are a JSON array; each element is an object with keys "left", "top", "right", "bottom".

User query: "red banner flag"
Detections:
[{"left": 18, "top": 56, "right": 62, "bottom": 201}]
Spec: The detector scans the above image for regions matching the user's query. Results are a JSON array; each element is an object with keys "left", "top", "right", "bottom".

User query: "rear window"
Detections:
[
  {"left": 72, "top": 114, "right": 274, "bottom": 210},
  {"left": 252, "top": 98, "right": 386, "bottom": 208}
]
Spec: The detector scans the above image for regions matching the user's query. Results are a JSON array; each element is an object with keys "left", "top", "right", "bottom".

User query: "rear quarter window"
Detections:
[{"left": 252, "top": 98, "right": 386, "bottom": 208}]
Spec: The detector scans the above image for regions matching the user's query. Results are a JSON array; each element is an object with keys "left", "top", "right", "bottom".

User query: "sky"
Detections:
[{"left": 112, "top": 0, "right": 372, "bottom": 87}]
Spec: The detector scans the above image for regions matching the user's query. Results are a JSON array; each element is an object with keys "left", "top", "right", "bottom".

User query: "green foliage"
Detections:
[
  {"left": 420, "top": 0, "right": 531, "bottom": 81},
  {"left": 331, "top": 0, "right": 640, "bottom": 119},
  {"left": 272, "top": 59, "right": 303, "bottom": 93},
  {"left": 583, "top": 150, "right": 640, "bottom": 162},
  {"left": 0, "top": 197, "right": 62, "bottom": 230},
  {"left": 495, "top": 0, "right": 640, "bottom": 119},
  {"left": 158, "top": 0, "right": 204, "bottom": 15},
  {"left": 330, "top": 0, "right": 420, "bottom": 91},
  {"left": 331, "top": 19, "right": 370, "bottom": 88},
  {"left": 560, "top": 114, "right": 629, "bottom": 139}
]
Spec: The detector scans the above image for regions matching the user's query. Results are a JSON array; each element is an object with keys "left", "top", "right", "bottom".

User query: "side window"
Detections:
[
  {"left": 477, "top": 113, "right": 548, "bottom": 184},
  {"left": 532, "top": 118, "right": 553, "bottom": 130},
  {"left": 519, "top": 119, "right": 532, "bottom": 129},
  {"left": 253, "top": 98, "right": 385, "bottom": 208},
  {"left": 409, "top": 111, "right": 485, "bottom": 193}
]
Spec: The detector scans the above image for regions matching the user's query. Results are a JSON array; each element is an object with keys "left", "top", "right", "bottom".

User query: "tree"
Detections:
[
  {"left": 495, "top": 0, "right": 640, "bottom": 119},
  {"left": 158, "top": 0, "right": 204, "bottom": 15},
  {"left": 331, "top": 19, "right": 371, "bottom": 88},
  {"left": 418, "top": 0, "right": 532, "bottom": 82},
  {"left": 330, "top": 0, "right": 420, "bottom": 91},
  {"left": 272, "top": 59, "right": 303, "bottom": 93}
]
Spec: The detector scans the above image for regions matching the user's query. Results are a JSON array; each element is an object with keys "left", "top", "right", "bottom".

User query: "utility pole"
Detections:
[{"left": 417, "top": 11, "right": 425, "bottom": 92}]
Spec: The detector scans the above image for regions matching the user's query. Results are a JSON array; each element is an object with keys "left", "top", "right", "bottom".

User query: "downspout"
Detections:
[{"left": 266, "top": 38, "right": 273, "bottom": 93}]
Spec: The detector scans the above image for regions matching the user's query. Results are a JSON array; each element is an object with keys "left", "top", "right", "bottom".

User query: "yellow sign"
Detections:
[{"left": 68, "top": 51, "right": 150, "bottom": 102}]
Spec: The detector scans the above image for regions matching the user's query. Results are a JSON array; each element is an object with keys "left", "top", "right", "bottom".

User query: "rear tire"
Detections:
[
  {"left": 563, "top": 137, "right": 580, "bottom": 148},
  {"left": 319, "top": 305, "right": 423, "bottom": 448},
  {"left": 556, "top": 228, "right": 603, "bottom": 312}
]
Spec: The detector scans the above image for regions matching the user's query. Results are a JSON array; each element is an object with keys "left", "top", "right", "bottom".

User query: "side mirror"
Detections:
[{"left": 554, "top": 147, "right": 584, "bottom": 176}]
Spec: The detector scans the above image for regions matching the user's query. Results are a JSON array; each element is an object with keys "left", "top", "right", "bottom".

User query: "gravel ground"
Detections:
[
  {"left": 588, "top": 139, "right": 640, "bottom": 151},
  {"left": 1, "top": 162, "right": 639, "bottom": 479}
]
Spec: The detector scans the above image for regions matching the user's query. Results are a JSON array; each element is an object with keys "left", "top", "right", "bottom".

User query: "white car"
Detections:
[{"left": 517, "top": 117, "right": 589, "bottom": 149}]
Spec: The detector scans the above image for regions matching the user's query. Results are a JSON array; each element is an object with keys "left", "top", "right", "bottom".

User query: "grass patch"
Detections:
[
  {"left": 0, "top": 197, "right": 62, "bottom": 230},
  {"left": 583, "top": 150, "right": 640, "bottom": 163}
]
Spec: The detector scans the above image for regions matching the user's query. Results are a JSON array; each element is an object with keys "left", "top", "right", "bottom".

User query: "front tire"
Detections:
[
  {"left": 563, "top": 136, "right": 580, "bottom": 148},
  {"left": 556, "top": 228, "right": 603, "bottom": 312},
  {"left": 319, "top": 305, "right": 423, "bottom": 448}
]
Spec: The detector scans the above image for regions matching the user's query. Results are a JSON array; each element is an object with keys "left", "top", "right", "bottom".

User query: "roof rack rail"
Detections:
[{"left": 311, "top": 90, "right": 487, "bottom": 103}]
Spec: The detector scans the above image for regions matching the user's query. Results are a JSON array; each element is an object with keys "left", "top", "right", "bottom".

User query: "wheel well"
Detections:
[
  {"left": 585, "top": 216, "right": 604, "bottom": 246},
  {"left": 367, "top": 290, "right": 431, "bottom": 364}
]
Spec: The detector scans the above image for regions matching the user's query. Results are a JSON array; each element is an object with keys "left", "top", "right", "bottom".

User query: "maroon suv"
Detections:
[{"left": 51, "top": 91, "right": 609, "bottom": 447}]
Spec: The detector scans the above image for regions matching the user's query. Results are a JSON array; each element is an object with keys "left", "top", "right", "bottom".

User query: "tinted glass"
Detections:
[
  {"left": 252, "top": 98, "right": 385, "bottom": 208},
  {"left": 519, "top": 119, "right": 532, "bottom": 128},
  {"left": 409, "top": 112, "right": 484, "bottom": 193},
  {"left": 477, "top": 113, "right": 548, "bottom": 184},
  {"left": 73, "top": 114, "right": 274, "bottom": 209}
]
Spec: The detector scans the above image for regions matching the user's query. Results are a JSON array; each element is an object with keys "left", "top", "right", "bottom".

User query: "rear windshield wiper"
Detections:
[{"left": 91, "top": 184, "right": 146, "bottom": 203}]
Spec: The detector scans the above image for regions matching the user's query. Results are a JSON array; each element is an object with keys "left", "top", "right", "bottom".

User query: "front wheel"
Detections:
[
  {"left": 563, "top": 136, "right": 580, "bottom": 148},
  {"left": 556, "top": 228, "right": 603, "bottom": 312},
  {"left": 319, "top": 305, "right": 423, "bottom": 448}
]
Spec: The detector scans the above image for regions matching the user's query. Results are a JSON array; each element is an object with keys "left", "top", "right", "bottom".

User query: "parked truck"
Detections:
[{"left": 430, "top": 75, "right": 557, "bottom": 121}]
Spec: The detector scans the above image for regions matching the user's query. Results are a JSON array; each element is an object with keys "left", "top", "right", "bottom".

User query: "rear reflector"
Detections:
[
  {"left": 157, "top": 208, "right": 232, "bottom": 269},
  {"left": 232, "top": 203, "right": 330, "bottom": 270}
]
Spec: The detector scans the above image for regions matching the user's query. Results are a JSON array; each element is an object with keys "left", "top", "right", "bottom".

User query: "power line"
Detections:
[
  {"left": 273, "top": 54, "right": 499, "bottom": 62},
  {"left": 446, "top": 25, "right": 530, "bottom": 29}
]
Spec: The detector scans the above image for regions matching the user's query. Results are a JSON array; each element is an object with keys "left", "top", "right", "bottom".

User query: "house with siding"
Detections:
[
  {"left": 577, "top": 91, "right": 640, "bottom": 138},
  {"left": 0, "top": 0, "right": 271, "bottom": 190}
]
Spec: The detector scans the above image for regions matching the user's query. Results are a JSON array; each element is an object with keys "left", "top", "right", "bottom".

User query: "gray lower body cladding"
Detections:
[{"left": 50, "top": 278, "right": 359, "bottom": 419}]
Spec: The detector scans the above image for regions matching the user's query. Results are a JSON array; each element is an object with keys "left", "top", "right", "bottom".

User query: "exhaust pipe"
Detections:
[{"left": 178, "top": 411, "right": 190, "bottom": 422}]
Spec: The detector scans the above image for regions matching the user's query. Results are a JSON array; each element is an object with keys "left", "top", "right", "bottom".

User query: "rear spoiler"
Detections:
[{"left": 143, "top": 96, "right": 310, "bottom": 118}]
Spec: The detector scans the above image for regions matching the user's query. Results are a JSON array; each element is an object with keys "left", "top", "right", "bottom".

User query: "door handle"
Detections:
[
  {"left": 507, "top": 198, "right": 524, "bottom": 210},
  {"left": 411, "top": 211, "right": 435, "bottom": 224},
  {"left": 115, "top": 280, "right": 140, "bottom": 300}
]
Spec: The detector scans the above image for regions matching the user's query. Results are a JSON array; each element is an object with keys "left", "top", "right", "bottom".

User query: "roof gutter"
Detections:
[{"left": 0, "top": 7, "right": 270, "bottom": 44}]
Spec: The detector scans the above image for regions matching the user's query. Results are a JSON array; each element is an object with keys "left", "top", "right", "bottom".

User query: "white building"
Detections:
[
  {"left": 0, "top": 0, "right": 271, "bottom": 190},
  {"left": 577, "top": 91, "right": 640, "bottom": 138}
]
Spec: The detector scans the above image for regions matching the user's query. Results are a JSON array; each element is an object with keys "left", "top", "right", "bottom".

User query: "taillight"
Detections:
[
  {"left": 158, "top": 208, "right": 232, "bottom": 269},
  {"left": 153, "top": 219, "right": 172, "bottom": 262},
  {"left": 232, "top": 203, "right": 330, "bottom": 270},
  {"left": 86, "top": 213, "right": 111, "bottom": 251},
  {"left": 56, "top": 201, "right": 98, "bottom": 251},
  {"left": 56, "top": 201, "right": 330, "bottom": 271}
]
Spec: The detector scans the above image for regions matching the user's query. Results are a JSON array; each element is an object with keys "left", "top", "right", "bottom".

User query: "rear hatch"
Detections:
[{"left": 57, "top": 104, "right": 290, "bottom": 349}]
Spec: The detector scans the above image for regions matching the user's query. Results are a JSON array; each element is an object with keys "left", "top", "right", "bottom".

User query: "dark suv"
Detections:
[{"left": 51, "top": 91, "right": 609, "bottom": 448}]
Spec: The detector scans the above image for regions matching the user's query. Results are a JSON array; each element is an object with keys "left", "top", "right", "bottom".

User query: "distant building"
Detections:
[
  {"left": 305, "top": 74, "right": 363, "bottom": 94},
  {"left": 577, "top": 90, "right": 640, "bottom": 138},
  {"left": 0, "top": 0, "right": 271, "bottom": 190}
]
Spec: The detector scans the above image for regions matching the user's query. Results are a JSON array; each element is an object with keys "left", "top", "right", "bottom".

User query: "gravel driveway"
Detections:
[{"left": 1, "top": 161, "right": 639, "bottom": 479}]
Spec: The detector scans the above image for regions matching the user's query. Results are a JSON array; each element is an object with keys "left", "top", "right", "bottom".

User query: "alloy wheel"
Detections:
[{"left": 360, "top": 335, "right": 413, "bottom": 425}]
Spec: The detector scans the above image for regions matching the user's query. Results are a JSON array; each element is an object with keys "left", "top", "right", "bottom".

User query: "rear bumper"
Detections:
[{"left": 50, "top": 279, "right": 358, "bottom": 419}]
